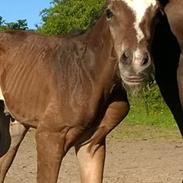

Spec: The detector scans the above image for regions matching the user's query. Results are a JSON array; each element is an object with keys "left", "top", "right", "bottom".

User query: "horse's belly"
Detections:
[{"left": 0, "top": 78, "right": 50, "bottom": 127}]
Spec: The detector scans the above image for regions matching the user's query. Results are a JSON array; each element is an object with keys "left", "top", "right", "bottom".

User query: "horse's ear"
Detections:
[
  {"left": 107, "top": 0, "right": 113, "bottom": 7},
  {"left": 158, "top": 0, "right": 169, "bottom": 7},
  {"left": 107, "top": 0, "right": 111, "bottom": 4}
]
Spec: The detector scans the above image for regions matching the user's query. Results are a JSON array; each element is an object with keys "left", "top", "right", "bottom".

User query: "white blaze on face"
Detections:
[{"left": 121, "top": 0, "right": 157, "bottom": 43}]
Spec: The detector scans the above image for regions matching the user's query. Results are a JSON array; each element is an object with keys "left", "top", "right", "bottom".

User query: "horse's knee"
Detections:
[
  {"left": 9, "top": 122, "right": 27, "bottom": 149},
  {"left": 87, "top": 101, "right": 129, "bottom": 154}
]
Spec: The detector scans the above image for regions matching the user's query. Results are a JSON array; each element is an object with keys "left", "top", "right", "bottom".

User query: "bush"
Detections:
[{"left": 39, "top": 0, "right": 105, "bottom": 35}]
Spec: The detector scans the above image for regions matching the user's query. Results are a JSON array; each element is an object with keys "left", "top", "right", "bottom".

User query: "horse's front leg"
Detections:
[
  {"left": 36, "top": 116, "right": 82, "bottom": 183},
  {"left": 75, "top": 140, "right": 106, "bottom": 183},
  {"left": 36, "top": 127, "right": 66, "bottom": 183},
  {"left": 88, "top": 83, "right": 129, "bottom": 154},
  {"left": 75, "top": 84, "right": 129, "bottom": 183}
]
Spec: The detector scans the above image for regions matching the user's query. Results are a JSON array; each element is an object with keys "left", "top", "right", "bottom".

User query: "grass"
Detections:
[
  {"left": 107, "top": 85, "right": 183, "bottom": 140},
  {"left": 124, "top": 103, "right": 177, "bottom": 129},
  {"left": 108, "top": 123, "right": 182, "bottom": 141},
  {"left": 124, "top": 84, "right": 178, "bottom": 129}
]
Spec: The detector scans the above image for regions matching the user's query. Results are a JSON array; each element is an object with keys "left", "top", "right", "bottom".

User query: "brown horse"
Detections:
[
  {"left": 0, "top": 0, "right": 160, "bottom": 182},
  {"left": 152, "top": 0, "right": 183, "bottom": 136}
]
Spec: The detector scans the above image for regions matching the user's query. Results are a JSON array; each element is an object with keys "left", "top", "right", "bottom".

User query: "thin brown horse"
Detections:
[{"left": 0, "top": 0, "right": 161, "bottom": 182}]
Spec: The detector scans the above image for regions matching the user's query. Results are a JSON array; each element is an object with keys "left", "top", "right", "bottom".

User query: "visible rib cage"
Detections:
[{"left": 0, "top": 33, "right": 52, "bottom": 122}]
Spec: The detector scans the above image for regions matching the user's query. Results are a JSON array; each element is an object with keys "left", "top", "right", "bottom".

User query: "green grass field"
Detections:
[
  {"left": 125, "top": 98, "right": 177, "bottom": 129},
  {"left": 109, "top": 83, "right": 183, "bottom": 140},
  {"left": 125, "top": 83, "right": 177, "bottom": 129}
]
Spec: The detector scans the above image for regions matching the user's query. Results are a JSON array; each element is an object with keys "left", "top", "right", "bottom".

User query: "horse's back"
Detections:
[
  {"left": 0, "top": 31, "right": 62, "bottom": 125},
  {"left": 0, "top": 31, "right": 96, "bottom": 127}
]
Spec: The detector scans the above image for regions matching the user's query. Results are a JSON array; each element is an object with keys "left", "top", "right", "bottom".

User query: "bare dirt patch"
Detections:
[{"left": 5, "top": 124, "right": 183, "bottom": 183}]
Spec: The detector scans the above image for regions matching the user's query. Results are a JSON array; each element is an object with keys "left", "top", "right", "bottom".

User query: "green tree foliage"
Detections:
[
  {"left": 0, "top": 16, "right": 28, "bottom": 31},
  {"left": 39, "top": 0, "right": 105, "bottom": 35},
  {"left": 6, "top": 19, "right": 28, "bottom": 30}
]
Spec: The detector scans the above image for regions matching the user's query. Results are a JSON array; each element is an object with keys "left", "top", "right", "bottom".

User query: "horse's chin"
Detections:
[
  {"left": 121, "top": 75, "right": 146, "bottom": 86},
  {"left": 121, "top": 75, "right": 148, "bottom": 95},
  {"left": 123, "top": 79, "right": 144, "bottom": 86},
  {"left": 122, "top": 81, "right": 144, "bottom": 96}
]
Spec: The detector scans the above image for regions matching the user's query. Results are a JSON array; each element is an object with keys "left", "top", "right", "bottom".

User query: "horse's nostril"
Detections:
[
  {"left": 121, "top": 49, "right": 132, "bottom": 65},
  {"left": 122, "top": 53, "right": 128, "bottom": 64},
  {"left": 142, "top": 52, "right": 150, "bottom": 66}
]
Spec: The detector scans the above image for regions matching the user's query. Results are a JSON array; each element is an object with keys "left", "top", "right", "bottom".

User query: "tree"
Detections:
[
  {"left": 0, "top": 16, "right": 5, "bottom": 26},
  {"left": 6, "top": 19, "right": 28, "bottom": 30},
  {"left": 0, "top": 17, "right": 28, "bottom": 31},
  {"left": 39, "top": 0, "right": 105, "bottom": 35},
  {"left": 0, "top": 16, "right": 6, "bottom": 31}
]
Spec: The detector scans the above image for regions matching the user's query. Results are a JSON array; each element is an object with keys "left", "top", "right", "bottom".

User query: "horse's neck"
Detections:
[
  {"left": 87, "top": 15, "right": 114, "bottom": 56},
  {"left": 83, "top": 15, "right": 118, "bottom": 85}
]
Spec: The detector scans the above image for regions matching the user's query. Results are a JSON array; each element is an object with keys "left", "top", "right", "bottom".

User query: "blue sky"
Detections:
[{"left": 0, "top": 0, "right": 51, "bottom": 29}]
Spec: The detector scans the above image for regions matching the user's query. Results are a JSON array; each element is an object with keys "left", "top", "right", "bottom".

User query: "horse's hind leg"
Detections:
[{"left": 0, "top": 122, "right": 29, "bottom": 183}]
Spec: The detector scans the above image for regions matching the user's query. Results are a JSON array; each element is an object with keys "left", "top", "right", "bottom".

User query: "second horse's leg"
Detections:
[{"left": 0, "top": 122, "right": 29, "bottom": 183}]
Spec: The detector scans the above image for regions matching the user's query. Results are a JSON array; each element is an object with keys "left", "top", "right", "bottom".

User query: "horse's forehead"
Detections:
[
  {"left": 119, "top": 0, "right": 158, "bottom": 43},
  {"left": 121, "top": 0, "right": 157, "bottom": 22}
]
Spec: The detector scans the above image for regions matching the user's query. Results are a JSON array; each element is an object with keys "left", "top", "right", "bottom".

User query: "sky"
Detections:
[{"left": 0, "top": 0, "right": 52, "bottom": 29}]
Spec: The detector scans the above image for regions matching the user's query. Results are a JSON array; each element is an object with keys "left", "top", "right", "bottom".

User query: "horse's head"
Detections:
[{"left": 106, "top": 0, "right": 161, "bottom": 86}]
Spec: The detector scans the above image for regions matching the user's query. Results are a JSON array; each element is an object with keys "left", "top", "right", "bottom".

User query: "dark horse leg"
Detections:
[
  {"left": 151, "top": 13, "right": 183, "bottom": 136},
  {"left": 177, "top": 54, "right": 183, "bottom": 107},
  {"left": 0, "top": 101, "right": 11, "bottom": 156},
  {"left": 164, "top": 1, "right": 183, "bottom": 135}
]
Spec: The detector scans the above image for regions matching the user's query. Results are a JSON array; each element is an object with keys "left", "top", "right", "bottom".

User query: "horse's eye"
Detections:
[{"left": 106, "top": 9, "right": 114, "bottom": 19}]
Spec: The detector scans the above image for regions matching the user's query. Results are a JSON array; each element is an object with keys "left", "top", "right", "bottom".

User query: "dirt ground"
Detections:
[{"left": 4, "top": 125, "right": 183, "bottom": 183}]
